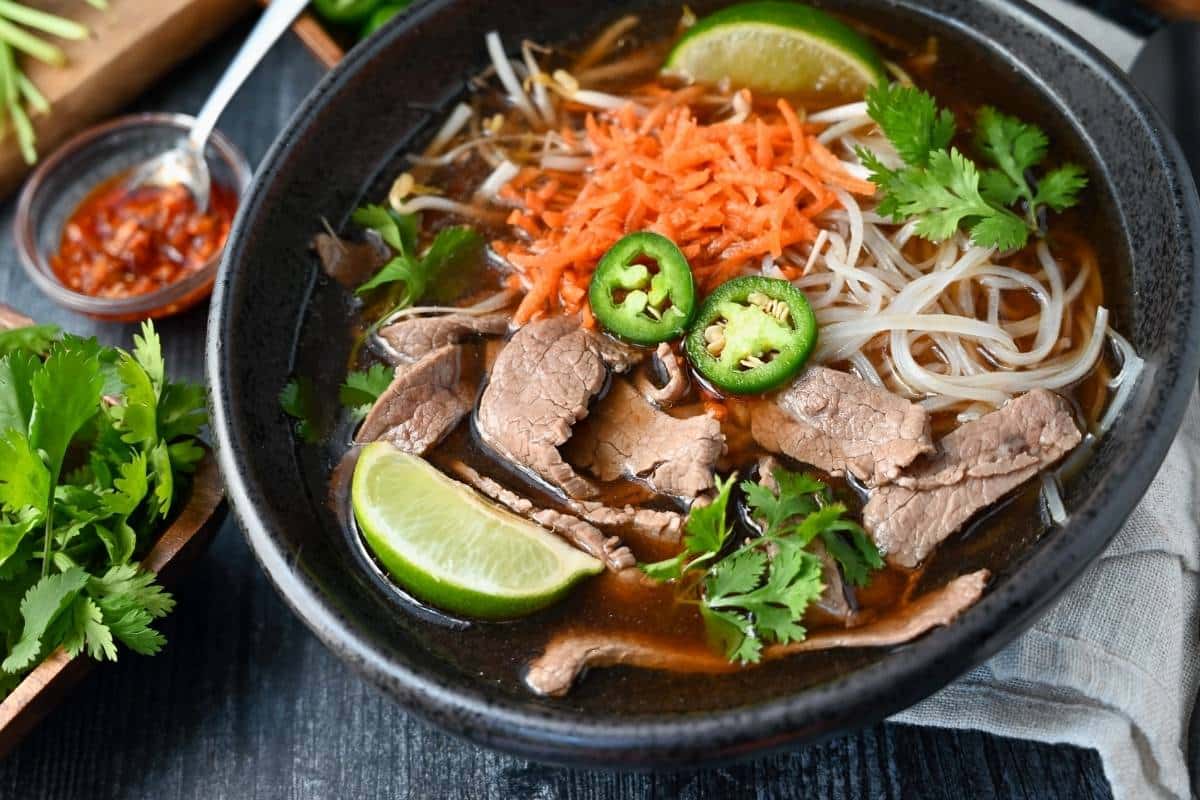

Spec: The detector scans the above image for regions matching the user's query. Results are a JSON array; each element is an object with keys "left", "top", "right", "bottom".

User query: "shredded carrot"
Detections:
[{"left": 496, "top": 92, "right": 874, "bottom": 324}]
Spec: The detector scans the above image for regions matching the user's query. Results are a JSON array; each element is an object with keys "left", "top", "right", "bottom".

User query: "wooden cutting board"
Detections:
[{"left": 0, "top": 0, "right": 255, "bottom": 198}]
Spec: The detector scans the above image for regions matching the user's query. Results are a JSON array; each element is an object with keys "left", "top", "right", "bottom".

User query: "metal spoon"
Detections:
[{"left": 125, "top": 0, "right": 310, "bottom": 211}]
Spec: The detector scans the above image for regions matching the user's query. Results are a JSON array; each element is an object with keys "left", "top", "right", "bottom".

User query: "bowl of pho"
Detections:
[{"left": 209, "top": 0, "right": 1200, "bottom": 765}]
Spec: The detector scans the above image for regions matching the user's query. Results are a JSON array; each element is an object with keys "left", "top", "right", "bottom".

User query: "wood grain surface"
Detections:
[
  {"left": 0, "top": 0, "right": 255, "bottom": 198},
  {"left": 0, "top": 17, "right": 1120, "bottom": 800}
]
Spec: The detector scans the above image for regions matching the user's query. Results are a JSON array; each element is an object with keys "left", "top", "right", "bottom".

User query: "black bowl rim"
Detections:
[{"left": 208, "top": 0, "right": 1200, "bottom": 766}]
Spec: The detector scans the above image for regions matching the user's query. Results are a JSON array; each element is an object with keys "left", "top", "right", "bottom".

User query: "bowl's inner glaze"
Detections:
[{"left": 212, "top": 0, "right": 1197, "bottom": 760}]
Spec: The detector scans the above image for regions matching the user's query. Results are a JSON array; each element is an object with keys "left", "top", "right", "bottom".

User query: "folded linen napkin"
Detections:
[{"left": 893, "top": 383, "right": 1200, "bottom": 800}]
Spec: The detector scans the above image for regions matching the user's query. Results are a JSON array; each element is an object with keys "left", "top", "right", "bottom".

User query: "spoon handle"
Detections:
[{"left": 188, "top": 0, "right": 311, "bottom": 151}]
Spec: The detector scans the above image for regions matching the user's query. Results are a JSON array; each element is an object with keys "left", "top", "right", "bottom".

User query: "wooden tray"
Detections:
[{"left": 0, "top": 308, "right": 227, "bottom": 759}]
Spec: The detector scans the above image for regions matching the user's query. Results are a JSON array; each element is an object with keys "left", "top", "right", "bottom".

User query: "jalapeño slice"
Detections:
[
  {"left": 588, "top": 232, "right": 697, "bottom": 345},
  {"left": 685, "top": 276, "right": 817, "bottom": 395}
]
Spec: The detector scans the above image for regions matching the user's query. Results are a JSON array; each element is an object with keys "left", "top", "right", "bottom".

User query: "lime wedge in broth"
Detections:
[
  {"left": 665, "top": 1, "right": 886, "bottom": 99},
  {"left": 352, "top": 443, "right": 602, "bottom": 619}
]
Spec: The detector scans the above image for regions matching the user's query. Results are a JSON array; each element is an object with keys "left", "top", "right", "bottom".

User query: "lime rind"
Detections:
[
  {"left": 352, "top": 443, "right": 602, "bottom": 619},
  {"left": 665, "top": 2, "right": 886, "bottom": 97}
]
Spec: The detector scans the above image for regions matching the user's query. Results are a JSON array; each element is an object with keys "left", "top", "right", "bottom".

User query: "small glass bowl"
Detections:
[{"left": 14, "top": 113, "right": 252, "bottom": 321}]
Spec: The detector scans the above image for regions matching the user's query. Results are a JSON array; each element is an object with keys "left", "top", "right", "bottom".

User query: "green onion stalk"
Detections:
[{"left": 0, "top": 1, "right": 105, "bottom": 164}]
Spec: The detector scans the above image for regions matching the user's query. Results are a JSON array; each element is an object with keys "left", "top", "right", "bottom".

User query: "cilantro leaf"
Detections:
[
  {"left": 2, "top": 567, "right": 89, "bottom": 673},
  {"left": 681, "top": 473, "right": 738, "bottom": 558},
  {"left": 1034, "top": 164, "right": 1088, "bottom": 212},
  {"left": 0, "top": 430, "right": 49, "bottom": 514},
  {"left": 339, "top": 363, "right": 393, "bottom": 420},
  {"left": 741, "top": 469, "right": 823, "bottom": 533},
  {"left": 0, "top": 324, "right": 59, "bottom": 358},
  {"left": 700, "top": 604, "right": 760, "bottom": 664},
  {"left": 706, "top": 547, "right": 767, "bottom": 599},
  {"left": 61, "top": 595, "right": 115, "bottom": 661},
  {"left": 112, "top": 350, "right": 159, "bottom": 447},
  {"left": 866, "top": 83, "right": 956, "bottom": 168},
  {"left": 102, "top": 451, "right": 149, "bottom": 519},
  {"left": 863, "top": 85, "right": 1087, "bottom": 250},
  {"left": 29, "top": 339, "right": 105, "bottom": 487},
  {"left": 0, "top": 510, "right": 39, "bottom": 571},
  {"left": 975, "top": 105, "right": 1047, "bottom": 205},
  {"left": 131, "top": 322, "right": 165, "bottom": 398},
  {"left": 157, "top": 382, "right": 207, "bottom": 442},
  {"left": 356, "top": 226, "right": 484, "bottom": 307},
  {"left": 820, "top": 520, "right": 884, "bottom": 588},
  {"left": 280, "top": 377, "right": 319, "bottom": 443},
  {"left": 648, "top": 464, "right": 886, "bottom": 664},
  {"left": 0, "top": 351, "right": 37, "bottom": 437},
  {"left": 351, "top": 204, "right": 418, "bottom": 257}
]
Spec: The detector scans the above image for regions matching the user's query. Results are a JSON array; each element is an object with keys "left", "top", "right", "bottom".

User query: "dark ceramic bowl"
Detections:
[{"left": 208, "top": 0, "right": 1200, "bottom": 765}]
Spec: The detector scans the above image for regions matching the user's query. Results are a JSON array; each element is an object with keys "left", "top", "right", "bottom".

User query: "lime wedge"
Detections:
[
  {"left": 352, "top": 443, "right": 602, "bottom": 619},
  {"left": 665, "top": 2, "right": 886, "bottom": 99}
]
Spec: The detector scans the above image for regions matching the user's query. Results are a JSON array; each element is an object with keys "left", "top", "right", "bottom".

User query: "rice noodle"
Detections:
[{"left": 1098, "top": 327, "right": 1145, "bottom": 433}]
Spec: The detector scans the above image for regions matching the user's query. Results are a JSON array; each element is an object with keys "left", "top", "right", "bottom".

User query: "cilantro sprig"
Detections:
[
  {"left": 352, "top": 204, "right": 484, "bottom": 317},
  {"left": 859, "top": 83, "right": 1087, "bottom": 251},
  {"left": 641, "top": 467, "right": 884, "bottom": 664},
  {"left": 339, "top": 363, "right": 392, "bottom": 421},
  {"left": 0, "top": 322, "right": 204, "bottom": 694}
]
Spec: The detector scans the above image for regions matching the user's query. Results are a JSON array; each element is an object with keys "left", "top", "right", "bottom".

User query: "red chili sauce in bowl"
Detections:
[{"left": 49, "top": 173, "right": 238, "bottom": 298}]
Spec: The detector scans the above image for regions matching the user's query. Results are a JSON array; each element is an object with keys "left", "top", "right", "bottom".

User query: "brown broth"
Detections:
[{"left": 325, "top": 7, "right": 1124, "bottom": 708}]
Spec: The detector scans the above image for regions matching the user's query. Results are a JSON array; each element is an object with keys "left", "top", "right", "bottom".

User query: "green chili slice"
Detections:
[
  {"left": 588, "top": 232, "right": 697, "bottom": 345},
  {"left": 685, "top": 276, "right": 817, "bottom": 395}
]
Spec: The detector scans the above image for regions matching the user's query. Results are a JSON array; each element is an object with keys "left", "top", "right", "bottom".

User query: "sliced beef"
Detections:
[
  {"left": 476, "top": 315, "right": 637, "bottom": 499},
  {"left": 756, "top": 456, "right": 851, "bottom": 622},
  {"left": 566, "top": 379, "right": 724, "bottom": 499},
  {"left": 449, "top": 461, "right": 634, "bottom": 570},
  {"left": 377, "top": 313, "right": 509, "bottom": 363},
  {"left": 355, "top": 345, "right": 470, "bottom": 454},
  {"left": 635, "top": 342, "right": 689, "bottom": 407},
  {"left": 864, "top": 389, "right": 1081, "bottom": 567},
  {"left": 525, "top": 569, "right": 989, "bottom": 696},
  {"left": 566, "top": 499, "right": 684, "bottom": 544},
  {"left": 751, "top": 366, "right": 933, "bottom": 486},
  {"left": 313, "top": 231, "right": 390, "bottom": 288}
]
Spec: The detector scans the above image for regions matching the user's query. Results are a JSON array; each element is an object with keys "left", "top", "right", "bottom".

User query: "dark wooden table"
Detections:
[{"left": 0, "top": 18, "right": 1123, "bottom": 800}]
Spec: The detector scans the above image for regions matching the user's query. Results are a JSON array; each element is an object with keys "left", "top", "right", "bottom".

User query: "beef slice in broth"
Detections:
[
  {"left": 751, "top": 366, "right": 934, "bottom": 486},
  {"left": 524, "top": 569, "right": 990, "bottom": 697},
  {"left": 313, "top": 231, "right": 390, "bottom": 288},
  {"left": 566, "top": 379, "right": 724, "bottom": 499},
  {"left": 864, "top": 388, "right": 1081, "bottom": 568},
  {"left": 448, "top": 460, "right": 635, "bottom": 570},
  {"left": 476, "top": 315, "right": 638, "bottom": 499},
  {"left": 355, "top": 345, "right": 471, "bottom": 454},
  {"left": 377, "top": 312, "right": 509, "bottom": 363}
]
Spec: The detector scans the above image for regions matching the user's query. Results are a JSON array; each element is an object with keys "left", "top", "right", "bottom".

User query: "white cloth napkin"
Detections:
[{"left": 890, "top": 12, "right": 1199, "bottom": 799}]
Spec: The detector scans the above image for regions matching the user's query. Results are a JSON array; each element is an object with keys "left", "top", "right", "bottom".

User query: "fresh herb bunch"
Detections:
[
  {"left": 280, "top": 205, "right": 483, "bottom": 441},
  {"left": 858, "top": 83, "right": 1087, "bottom": 251},
  {"left": 641, "top": 467, "right": 883, "bottom": 664},
  {"left": 0, "top": 1, "right": 107, "bottom": 164},
  {"left": 0, "top": 321, "right": 204, "bottom": 695}
]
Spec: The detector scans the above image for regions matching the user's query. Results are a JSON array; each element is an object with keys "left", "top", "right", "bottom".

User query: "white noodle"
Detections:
[
  {"left": 1042, "top": 474, "right": 1068, "bottom": 524},
  {"left": 1098, "top": 327, "right": 1145, "bottom": 434}
]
